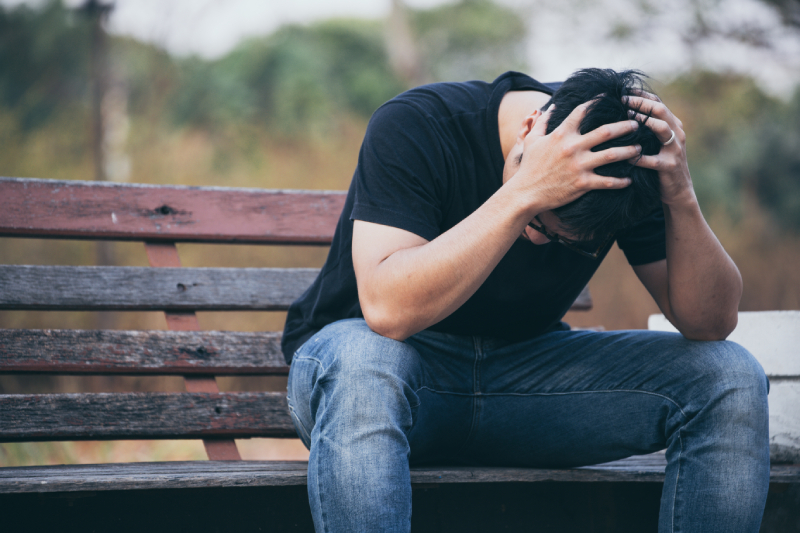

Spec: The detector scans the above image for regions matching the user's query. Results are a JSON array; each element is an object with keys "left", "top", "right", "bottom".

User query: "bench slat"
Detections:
[
  {"left": 0, "top": 392, "right": 296, "bottom": 441},
  {"left": 0, "top": 177, "right": 345, "bottom": 244},
  {"left": 0, "top": 457, "right": 667, "bottom": 493},
  {"left": 0, "top": 265, "right": 318, "bottom": 311},
  {"left": 0, "top": 265, "right": 593, "bottom": 311},
  {"left": 1, "top": 456, "right": 798, "bottom": 494},
  {"left": 0, "top": 329, "right": 289, "bottom": 374}
]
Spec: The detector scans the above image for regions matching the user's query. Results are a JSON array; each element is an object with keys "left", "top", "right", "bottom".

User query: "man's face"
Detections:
[{"left": 521, "top": 211, "right": 580, "bottom": 245}]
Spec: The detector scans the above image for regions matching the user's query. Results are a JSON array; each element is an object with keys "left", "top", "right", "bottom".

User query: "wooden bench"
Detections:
[{"left": 1, "top": 176, "right": 798, "bottom": 532}]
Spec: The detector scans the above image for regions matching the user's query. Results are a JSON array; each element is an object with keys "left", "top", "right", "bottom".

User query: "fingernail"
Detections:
[
  {"left": 635, "top": 144, "right": 642, "bottom": 153},
  {"left": 630, "top": 120, "right": 639, "bottom": 129},
  {"left": 627, "top": 109, "right": 635, "bottom": 117}
]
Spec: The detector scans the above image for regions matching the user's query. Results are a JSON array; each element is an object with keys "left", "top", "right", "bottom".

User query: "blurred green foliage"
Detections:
[
  {"left": 738, "top": 89, "right": 800, "bottom": 229},
  {"left": 169, "top": 20, "right": 405, "bottom": 135},
  {"left": 411, "top": 0, "right": 528, "bottom": 82},
  {"left": 0, "top": 1, "right": 91, "bottom": 131},
  {"left": 0, "top": 0, "right": 798, "bottom": 232}
]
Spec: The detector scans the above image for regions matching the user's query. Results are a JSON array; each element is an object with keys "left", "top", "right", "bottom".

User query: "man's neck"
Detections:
[{"left": 498, "top": 90, "right": 552, "bottom": 159}]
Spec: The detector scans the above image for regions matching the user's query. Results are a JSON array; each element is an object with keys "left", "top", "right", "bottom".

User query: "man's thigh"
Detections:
[{"left": 407, "top": 328, "right": 766, "bottom": 467}]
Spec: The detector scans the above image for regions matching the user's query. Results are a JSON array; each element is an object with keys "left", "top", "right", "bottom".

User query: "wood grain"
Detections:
[
  {"left": 0, "top": 265, "right": 319, "bottom": 311},
  {"left": 0, "top": 329, "right": 288, "bottom": 374},
  {"left": 0, "top": 455, "right": 797, "bottom": 494},
  {"left": 0, "top": 177, "right": 345, "bottom": 244},
  {"left": 0, "top": 392, "right": 296, "bottom": 441},
  {"left": 0, "top": 266, "right": 591, "bottom": 312}
]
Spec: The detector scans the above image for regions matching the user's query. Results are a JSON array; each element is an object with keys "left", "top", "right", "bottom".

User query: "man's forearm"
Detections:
[
  {"left": 662, "top": 193, "right": 742, "bottom": 340},
  {"left": 355, "top": 184, "right": 533, "bottom": 341}
]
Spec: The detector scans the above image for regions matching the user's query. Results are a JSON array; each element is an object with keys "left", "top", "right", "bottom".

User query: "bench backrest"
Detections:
[{"left": 0, "top": 177, "right": 592, "bottom": 460}]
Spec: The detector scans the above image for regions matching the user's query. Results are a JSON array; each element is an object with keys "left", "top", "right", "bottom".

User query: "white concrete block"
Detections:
[
  {"left": 649, "top": 310, "right": 800, "bottom": 462},
  {"left": 769, "top": 381, "right": 800, "bottom": 463},
  {"left": 647, "top": 311, "right": 800, "bottom": 376}
]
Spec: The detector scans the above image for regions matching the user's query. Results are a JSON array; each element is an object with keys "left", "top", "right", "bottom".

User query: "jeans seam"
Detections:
[
  {"left": 454, "top": 337, "right": 483, "bottom": 459},
  {"left": 287, "top": 403, "right": 312, "bottom": 446},
  {"left": 315, "top": 388, "right": 330, "bottom": 533},
  {"left": 671, "top": 429, "right": 683, "bottom": 533},
  {"left": 413, "top": 387, "right": 689, "bottom": 418}
]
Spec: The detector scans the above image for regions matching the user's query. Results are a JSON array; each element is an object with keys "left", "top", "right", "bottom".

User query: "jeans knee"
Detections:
[
  {"left": 288, "top": 319, "right": 422, "bottom": 440},
  {"left": 692, "top": 340, "right": 769, "bottom": 424}
]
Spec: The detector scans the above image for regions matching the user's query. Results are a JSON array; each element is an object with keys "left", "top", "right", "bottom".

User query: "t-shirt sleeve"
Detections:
[
  {"left": 615, "top": 207, "right": 667, "bottom": 266},
  {"left": 350, "top": 102, "right": 447, "bottom": 242}
]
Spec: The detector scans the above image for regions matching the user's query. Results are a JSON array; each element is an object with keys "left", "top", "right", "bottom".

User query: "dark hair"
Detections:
[{"left": 543, "top": 68, "right": 662, "bottom": 241}]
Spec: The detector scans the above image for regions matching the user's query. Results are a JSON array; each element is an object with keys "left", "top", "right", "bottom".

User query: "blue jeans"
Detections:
[{"left": 287, "top": 318, "right": 770, "bottom": 533}]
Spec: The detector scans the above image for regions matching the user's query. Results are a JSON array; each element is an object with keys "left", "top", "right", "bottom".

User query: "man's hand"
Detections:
[
  {"left": 624, "top": 92, "right": 693, "bottom": 206},
  {"left": 508, "top": 100, "right": 642, "bottom": 216}
]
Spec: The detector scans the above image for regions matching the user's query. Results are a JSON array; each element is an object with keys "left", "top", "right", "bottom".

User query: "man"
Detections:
[{"left": 282, "top": 69, "right": 770, "bottom": 533}]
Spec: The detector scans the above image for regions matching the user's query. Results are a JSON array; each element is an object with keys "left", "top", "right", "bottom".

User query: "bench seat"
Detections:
[{"left": 2, "top": 454, "right": 799, "bottom": 494}]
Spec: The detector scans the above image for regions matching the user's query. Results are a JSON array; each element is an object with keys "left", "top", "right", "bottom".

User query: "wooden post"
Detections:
[{"left": 144, "top": 242, "right": 242, "bottom": 460}]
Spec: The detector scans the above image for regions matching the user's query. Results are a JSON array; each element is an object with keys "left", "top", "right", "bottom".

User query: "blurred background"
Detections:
[{"left": 1, "top": 0, "right": 799, "bottom": 466}]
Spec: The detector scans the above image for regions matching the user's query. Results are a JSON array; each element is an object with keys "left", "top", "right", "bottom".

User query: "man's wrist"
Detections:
[
  {"left": 661, "top": 186, "right": 698, "bottom": 211},
  {"left": 501, "top": 173, "right": 548, "bottom": 222}
]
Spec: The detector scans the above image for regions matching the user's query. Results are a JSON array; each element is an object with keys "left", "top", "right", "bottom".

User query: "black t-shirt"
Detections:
[{"left": 281, "top": 71, "right": 666, "bottom": 364}]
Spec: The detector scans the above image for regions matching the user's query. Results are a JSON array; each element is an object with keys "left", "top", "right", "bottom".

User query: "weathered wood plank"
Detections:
[
  {"left": 0, "top": 177, "right": 345, "bottom": 244},
  {"left": 0, "top": 329, "right": 289, "bottom": 374},
  {"left": 572, "top": 285, "right": 592, "bottom": 311},
  {"left": 0, "top": 456, "right": 797, "bottom": 493},
  {"left": 0, "top": 266, "right": 592, "bottom": 312},
  {"left": 0, "top": 265, "right": 318, "bottom": 311},
  {"left": 0, "top": 392, "right": 296, "bottom": 441}
]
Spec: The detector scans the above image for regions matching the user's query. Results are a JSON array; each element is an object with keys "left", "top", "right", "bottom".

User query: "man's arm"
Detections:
[
  {"left": 354, "top": 102, "right": 641, "bottom": 340},
  {"left": 628, "top": 93, "right": 742, "bottom": 341}
]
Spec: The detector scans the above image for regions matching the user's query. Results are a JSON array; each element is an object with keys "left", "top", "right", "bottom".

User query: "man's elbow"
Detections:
[
  {"left": 362, "top": 303, "right": 414, "bottom": 342},
  {"left": 678, "top": 312, "right": 738, "bottom": 341}
]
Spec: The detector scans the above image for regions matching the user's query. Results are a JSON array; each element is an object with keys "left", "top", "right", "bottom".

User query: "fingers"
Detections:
[
  {"left": 630, "top": 152, "right": 682, "bottom": 173},
  {"left": 587, "top": 144, "right": 642, "bottom": 169},
  {"left": 623, "top": 95, "right": 665, "bottom": 118},
  {"left": 530, "top": 106, "right": 553, "bottom": 138},
  {"left": 627, "top": 110, "right": 676, "bottom": 145},
  {"left": 623, "top": 95, "right": 678, "bottom": 128},
  {"left": 557, "top": 99, "right": 593, "bottom": 134},
  {"left": 626, "top": 89, "right": 660, "bottom": 102},
  {"left": 624, "top": 95, "right": 686, "bottom": 147},
  {"left": 581, "top": 174, "right": 632, "bottom": 190},
  {"left": 631, "top": 154, "right": 658, "bottom": 169},
  {"left": 581, "top": 118, "right": 640, "bottom": 149}
]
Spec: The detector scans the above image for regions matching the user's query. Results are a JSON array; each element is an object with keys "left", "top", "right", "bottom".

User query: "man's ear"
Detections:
[{"left": 516, "top": 109, "right": 541, "bottom": 144}]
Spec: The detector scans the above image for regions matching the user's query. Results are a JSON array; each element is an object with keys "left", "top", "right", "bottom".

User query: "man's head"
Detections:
[
  {"left": 500, "top": 69, "right": 661, "bottom": 247},
  {"left": 543, "top": 68, "right": 662, "bottom": 242}
]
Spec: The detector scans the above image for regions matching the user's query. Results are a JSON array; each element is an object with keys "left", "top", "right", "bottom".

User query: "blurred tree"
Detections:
[
  {"left": 0, "top": 0, "right": 91, "bottom": 131},
  {"left": 762, "top": 0, "right": 800, "bottom": 27},
  {"left": 735, "top": 88, "right": 800, "bottom": 230},
  {"left": 169, "top": 19, "right": 404, "bottom": 135},
  {"left": 409, "top": 0, "right": 528, "bottom": 84},
  {"left": 386, "top": 0, "right": 426, "bottom": 87}
]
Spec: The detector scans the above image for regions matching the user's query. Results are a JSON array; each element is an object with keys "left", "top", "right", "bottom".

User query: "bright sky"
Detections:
[{"left": 4, "top": 0, "right": 799, "bottom": 96}]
